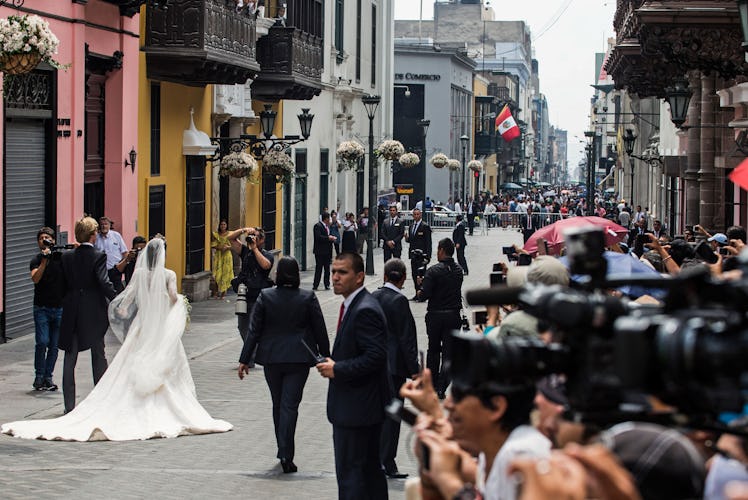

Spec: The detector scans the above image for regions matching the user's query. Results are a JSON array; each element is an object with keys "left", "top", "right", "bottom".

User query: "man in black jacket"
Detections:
[
  {"left": 372, "top": 258, "right": 418, "bottom": 479},
  {"left": 59, "top": 217, "right": 117, "bottom": 413},
  {"left": 417, "top": 238, "right": 463, "bottom": 398},
  {"left": 404, "top": 207, "right": 432, "bottom": 297},
  {"left": 312, "top": 212, "right": 336, "bottom": 290},
  {"left": 379, "top": 205, "right": 404, "bottom": 263},
  {"left": 316, "top": 253, "right": 389, "bottom": 500},
  {"left": 452, "top": 214, "right": 468, "bottom": 275},
  {"left": 230, "top": 227, "right": 274, "bottom": 344}
]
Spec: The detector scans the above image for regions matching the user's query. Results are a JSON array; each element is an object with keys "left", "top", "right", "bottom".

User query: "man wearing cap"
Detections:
[{"left": 708, "top": 232, "right": 728, "bottom": 251}]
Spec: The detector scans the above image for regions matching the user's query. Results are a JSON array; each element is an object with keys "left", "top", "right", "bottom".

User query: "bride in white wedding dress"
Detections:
[{"left": 1, "top": 238, "right": 232, "bottom": 441}]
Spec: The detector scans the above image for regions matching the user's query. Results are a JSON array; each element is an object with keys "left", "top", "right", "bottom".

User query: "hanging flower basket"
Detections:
[
  {"left": 0, "top": 15, "right": 66, "bottom": 75},
  {"left": 219, "top": 143, "right": 258, "bottom": 180},
  {"left": 447, "top": 159, "right": 461, "bottom": 171},
  {"left": 336, "top": 140, "right": 365, "bottom": 170},
  {"left": 263, "top": 149, "right": 295, "bottom": 184},
  {"left": 468, "top": 160, "right": 483, "bottom": 172},
  {"left": 430, "top": 153, "right": 449, "bottom": 169},
  {"left": 375, "top": 140, "right": 405, "bottom": 161},
  {"left": 398, "top": 152, "right": 420, "bottom": 168}
]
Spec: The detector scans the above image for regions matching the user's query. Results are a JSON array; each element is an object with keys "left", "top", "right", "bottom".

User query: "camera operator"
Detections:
[
  {"left": 29, "top": 227, "right": 67, "bottom": 391},
  {"left": 229, "top": 226, "right": 274, "bottom": 344},
  {"left": 417, "top": 238, "right": 463, "bottom": 399},
  {"left": 405, "top": 207, "right": 432, "bottom": 299},
  {"left": 123, "top": 235, "right": 147, "bottom": 286}
]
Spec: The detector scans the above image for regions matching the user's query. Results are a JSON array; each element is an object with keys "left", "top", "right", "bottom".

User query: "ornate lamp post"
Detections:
[
  {"left": 665, "top": 77, "right": 692, "bottom": 128},
  {"left": 623, "top": 128, "right": 637, "bottom": 205},
  {"left": 460, "top": 134, "right": 469, "bottom": 203},
  {"left": 584, "top": 131, "right": 596, "bottom": 216},
  {"left": 362, "top": 94, "right": 381, "bottom": 276}
]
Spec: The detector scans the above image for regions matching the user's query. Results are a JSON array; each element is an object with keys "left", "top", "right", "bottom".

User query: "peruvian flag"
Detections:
[
  {"left": 495, "top": 105, "right": 520, "bottom": 142},
  {"left": 730, "top": 157, "right": 748, "bottom": 192}
]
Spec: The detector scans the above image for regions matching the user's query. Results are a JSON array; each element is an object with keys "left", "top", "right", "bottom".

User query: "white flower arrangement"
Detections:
[
  {"left": 336, "top": 140, "right": 365, "bottom": 170},
  {"left": 375, "top": 140, "right": 405, "bottom": 161},
  {"left": 430, "top": 153, "right": 449, "bottom": 168},
  {"left": 0, "top": 15, "right": 66, "bottom": 73},
  {"left": 263, "top": 149, "right": 295, "bottom": 183},
  {"left": 219, "top": 146, "right": 258, "bottom": 180},
  {"left": 398, "top": 152, "right": 420, "bottom": 168},
  {"left": 468, "top": 160, "right": 483, "bottom": 172},
  {"left": 447, "top": 159, "right": 461, "bottom": 171}
]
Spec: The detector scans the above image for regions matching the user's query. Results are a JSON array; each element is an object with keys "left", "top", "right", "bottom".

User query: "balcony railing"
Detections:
[
  {"left": 475, "top": 133, "right": 499, "bottom": 156},
  {"left": 251, "top": 26, "right": 323, "bottom": 101},
  {"left": 144, "top": 0, "right": 260, "bottom": 86}
]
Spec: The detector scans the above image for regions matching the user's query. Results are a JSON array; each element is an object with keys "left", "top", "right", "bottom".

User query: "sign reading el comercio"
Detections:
[{"left": 395, "top": 73, "right": 441, "bottom": 81}]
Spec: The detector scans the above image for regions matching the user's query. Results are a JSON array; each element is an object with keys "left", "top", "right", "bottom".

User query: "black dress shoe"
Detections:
[
  {"left": 280, "top": 459, "right": 297, "bottom": 473},
  {"left": 33, "top": 376, "right": 44, "bottom": 391},
  {"left": 312, "top": 287, "right": 319, "bottom": 291},
  {"left": 43, "top": 379, "right": 58, "bottom": 391},
  {"left": 385, "top": 469, "right": 408, "bottom": 479}
]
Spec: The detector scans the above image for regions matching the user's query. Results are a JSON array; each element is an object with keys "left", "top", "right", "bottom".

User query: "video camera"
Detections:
[
  {"left": 42, "top": 239, "right": 74, "bottom": 260},
  {"left": 459, "top": 226, "right": 748, "bottom": 431},
  {"left": 410, "top": 248, "right": 429, "bottom": 282}
]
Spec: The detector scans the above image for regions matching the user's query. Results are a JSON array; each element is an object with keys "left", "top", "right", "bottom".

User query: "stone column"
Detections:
[
  {"left": 685, "top": 71, "right": 701, "bottom": 226},
  {"left": 698, "top": 73, "right": 717, "bottom": 229}
]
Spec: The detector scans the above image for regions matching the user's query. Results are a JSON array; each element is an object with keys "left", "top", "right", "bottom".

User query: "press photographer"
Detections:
[{"left": 229, "top": 226, "right": 274, "bottom": 345}]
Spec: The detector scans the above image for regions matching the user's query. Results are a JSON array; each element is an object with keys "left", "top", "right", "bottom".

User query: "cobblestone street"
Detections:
[{"left": 0, "top": 227, "right": 522, "bottom": 499}]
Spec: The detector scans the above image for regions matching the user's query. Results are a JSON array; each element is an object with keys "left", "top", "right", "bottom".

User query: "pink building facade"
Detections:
[{"left": 1, "top": 0, "right": 139, "bottom": 340}]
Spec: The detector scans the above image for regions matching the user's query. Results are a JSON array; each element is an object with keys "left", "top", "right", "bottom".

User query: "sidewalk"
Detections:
[{"left": 0, "top": 228, "right": 524, "bottom": 499}]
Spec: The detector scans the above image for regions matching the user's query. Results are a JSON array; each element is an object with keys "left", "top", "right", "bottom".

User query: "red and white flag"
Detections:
[
  {"left": 495, "top": 104, "right": 520, "bottom": 142},
  {"left": 729, "top": 157, "right": 748, "bottom": 192}
]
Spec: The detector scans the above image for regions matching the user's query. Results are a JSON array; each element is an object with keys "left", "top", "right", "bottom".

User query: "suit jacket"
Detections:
[
  {"left": 380, "top": 216, "right": 405, "bottom": 253},
  {"left": 240, "top": 287, "right": 330, "bottom": 366},
  {"left": 372, "top": 287, "right": 418, "bottom": 378},
  {"left": 312, "top": 221, "right": 332, "bottom": 257},
  {"left": 59, "top": 245, "right": 117, "bottom": 352},
  {"left": 521, "top": 213, "right": 540, "bottom": 232},
  {"left": 327, "top": 289, "right": 388, "bottom": 427},
  {"left": 452, "top": 222, "right": 467, "bottom": 249},
  {"left": 407, "top": 220, "right": 432, "bottom": 260}
]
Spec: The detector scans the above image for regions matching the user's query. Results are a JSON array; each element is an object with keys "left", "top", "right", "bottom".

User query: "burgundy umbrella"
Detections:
[{"left": 523, "top": 216, "right": 629, "bottom": 255}]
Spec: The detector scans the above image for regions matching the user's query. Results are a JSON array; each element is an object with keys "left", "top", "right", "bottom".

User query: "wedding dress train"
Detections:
[{"left": 1, "top": 239, "right": 232, "bottom": 441}]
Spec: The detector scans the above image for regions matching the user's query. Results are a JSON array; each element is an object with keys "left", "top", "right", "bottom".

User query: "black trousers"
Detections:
[
  {"left": 313, "top": 254, "right": 331, "bottom": 288},
  {"left": 456, "top": 246, "right": 468, "bottom": 275},
  {"left": 333, "top": 423, "right": 388, "bottom": 500},
  {"left": 410, "top": 258, "right": 422, "bottom": 292},
  {"left": 236, "top": 299, "right": 259, "bottom": 342},
  {"left": 467, "top": 215, "right": 475, "bottom": 235},
  {"left": 383, "top": 246, "right": 401, "bottom": 264},
  {"left": 62, "top": 334, "right": 107, "bottom": 413},
  {"left": 380, "top": 374, "right": 406, "bottom": 472},
  {"left": 264, "top": 363, "right": 309, "bottom": 461},
  {"left": 425, "top": 311, "right": 461, "bottom": 394},
  {"left": 523, "top": 228, "right": 535, "bottom": 243}
]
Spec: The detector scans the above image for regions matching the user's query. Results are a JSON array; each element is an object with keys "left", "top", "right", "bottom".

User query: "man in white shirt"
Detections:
[{"left": 93, "top": 216, "right": 128, "bottom": 293}]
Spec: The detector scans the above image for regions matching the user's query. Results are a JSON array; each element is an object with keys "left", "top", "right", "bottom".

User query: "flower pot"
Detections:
[{"left": 0, "top": 51, "right": 42, "bottom": 75}]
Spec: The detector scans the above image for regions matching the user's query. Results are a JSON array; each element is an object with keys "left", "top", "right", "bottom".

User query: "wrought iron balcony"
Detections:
[
  {"left": 144, "top": 0, "right": 260, "bottom": 86},
  {"left": 251, "top": 26, "right": 323, "bottom": 101},
  {"left": 475, "top": 133, "right": 499, "bottom": 156}
]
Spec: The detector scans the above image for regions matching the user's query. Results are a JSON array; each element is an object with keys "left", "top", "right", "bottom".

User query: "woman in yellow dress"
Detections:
[{"left": 211, "top": 220, "right": 233, "bottom": 299}]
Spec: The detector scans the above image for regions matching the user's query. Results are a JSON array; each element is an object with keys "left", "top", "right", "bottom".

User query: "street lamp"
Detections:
[
  {"left": 460, "top": 134, "right": 469, "bottom": 203},
  {"left": 665, "top": 77, "right": 692, "bottom": 128},
  {"left": 623, "top": 128, "right": 637, "bottom": 204},
  {"left": 584, "top": 131, "right": 596, "bottom": 216},
  {"left": 362, "top": 94, "right": 381, "bottom": 276}
]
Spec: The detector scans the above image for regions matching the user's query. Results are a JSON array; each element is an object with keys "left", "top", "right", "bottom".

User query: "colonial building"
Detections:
[{"left": 1, "top": 0, "right": 140, "bottom": 341}]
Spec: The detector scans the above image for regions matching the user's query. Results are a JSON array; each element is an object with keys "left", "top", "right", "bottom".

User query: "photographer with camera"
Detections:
[
  {"left": 123, "top": 235, "right": 147, "bottom": 286},
  {"left": 417, "top": 238, "right": 464, "bottom": 399},
  {"left": 229, "top": 226, "right": 274, "bottom": 344},
  {"left": 405, "top": 207, "right": 432, "bottom": 298},
  {"left": 29, "top": 227, "right": 67, "bottom": 391}
]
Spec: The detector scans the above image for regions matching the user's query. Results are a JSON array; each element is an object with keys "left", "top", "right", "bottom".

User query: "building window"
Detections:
[
  {"left": 335, "top": 0, "right": 344, "bottom": 64},
  {"left": 148, "top": 185, "right": 166, "bottom": 238},
  {"left": 370, "top": 4, "right": 377, "bottom": 86},
  {"left": 287, "top": 0, "right": 324, "bottom": 37},
  {"left": 355, "top": 0, "right": 362, "bottom": 81},
  {"left": 320, "top": 149, "right": 329, "bottom": 212},
  {"left": 150, "top": 83, "right": 161, "bottom": 176},
  {"left": 262, "top": 172, "right": 277, "bottom": 251}
]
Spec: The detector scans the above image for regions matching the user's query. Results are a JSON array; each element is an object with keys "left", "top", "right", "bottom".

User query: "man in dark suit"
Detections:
[
  {"left": 521, "top": 206, "right": 539, "bottom": 243},
  {"left": 379, "top": 205, "right": 404, "bottom": 263},
  {"left": 404, "top": 207, "right": 432, "bottom": 297},
  {"left": 316, "top": 253, "right": 389, "bottom": 500},
  {"left": 452, "top": 214, "right": 469, "bottom": 275},
  {"left": 59, "top": 216, "right": 117, "bottom": 413},
  {"left": 312, "top": 212, "right": 336, "bottom": 290},
  {"left": 371, "top": 258, "right": 418, "bottom": 479}
]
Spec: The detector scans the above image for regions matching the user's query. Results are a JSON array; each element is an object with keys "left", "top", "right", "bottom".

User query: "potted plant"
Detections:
[
  {"left": 398, "top": 152, "right": 420, "bottom": 168},
  {"left": 218, "top": 143, "right": 258, "bottom": 180},
  {"left": 447, "top": 159, "right": 461, "bottom": 171},
  {"left": 262, "top": 149, "right": 295, "bottom": 184},
  {"left": 0, "top": 14, "right": 65, "bottom": 75},
  {"left": 430, "top": 153, "right": 448, "bottom": 169},
  {"left": 336, "top": 140, "right": 365, "bottom": 170},
  {"left": 468, "top": 160, "right": 483, "bottom": 172},
  {"left": 375, "top": 139, "right": 405, "bottom": 161}
]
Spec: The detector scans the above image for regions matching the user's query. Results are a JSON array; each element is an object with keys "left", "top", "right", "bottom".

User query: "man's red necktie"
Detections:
[{"left": 337, "top": 303, "right": 345, "bottom": 331}]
